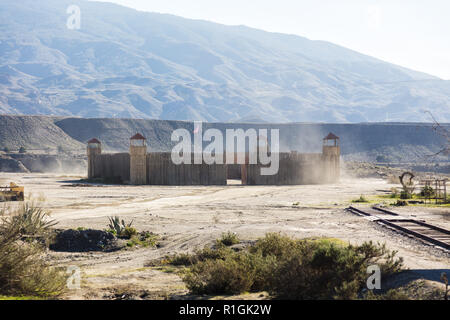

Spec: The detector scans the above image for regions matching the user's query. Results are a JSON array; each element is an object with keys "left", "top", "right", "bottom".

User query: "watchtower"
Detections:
[
  {"left": 322, "top": 133, "right": 340, "bottom": 182},
  {"left": 323, "top": 133, "right": 340, "bottom": 155},
  {"left": 87, "top": 138, "right": 101, "bottom": 179},
  {"left": 130, "top": 133, "right": 147, "bottom": 185}
]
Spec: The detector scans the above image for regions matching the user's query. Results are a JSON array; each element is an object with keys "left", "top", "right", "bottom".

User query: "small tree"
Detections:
[
  {"left": 18, "top": 146, "right": 26, "bottom": 154},
  {"left": 399, "top": 172, "right": 415, "bottom": 199}
]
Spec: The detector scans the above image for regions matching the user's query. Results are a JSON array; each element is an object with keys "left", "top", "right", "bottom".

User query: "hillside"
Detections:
[
  {"left": 0, "top": 115, "right": 84, "bottom": 150},
  {"left": 1, "top": 0, "right": 450, "bottom": 123},
  {"left": 0, "top": 115, "right": 448, "bottom": 164}
]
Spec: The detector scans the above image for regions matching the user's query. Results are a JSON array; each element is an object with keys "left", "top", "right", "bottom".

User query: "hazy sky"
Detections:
[{"left": 94, "top": 0, "right": 450, "bottom": 80}]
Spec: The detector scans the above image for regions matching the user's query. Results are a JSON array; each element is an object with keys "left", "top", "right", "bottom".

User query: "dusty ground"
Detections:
[{"left": 1, "top": 173, "right": 449, "bottom": 300}]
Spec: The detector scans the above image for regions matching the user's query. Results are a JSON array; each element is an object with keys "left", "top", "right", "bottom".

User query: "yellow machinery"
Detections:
[{"left": 0, "top": 182, "right": 24, "bottom": 202}]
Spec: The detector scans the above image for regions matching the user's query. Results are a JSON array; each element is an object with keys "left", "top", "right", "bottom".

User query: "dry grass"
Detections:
[
  {"left": 217, "top": 232, "right": 240, "bottom": 246},
  {"left": 0, "top": 203, "right": 67, "bottom": 298}
]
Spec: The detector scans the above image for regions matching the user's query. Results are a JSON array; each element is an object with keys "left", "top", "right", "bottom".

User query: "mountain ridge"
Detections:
[{"left": 1, "top": 0, "right": 449, "bottom": 122}]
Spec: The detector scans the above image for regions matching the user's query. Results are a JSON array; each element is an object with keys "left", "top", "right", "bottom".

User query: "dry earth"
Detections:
[{"left": 1, "top": 173, "right": 449, "bottom": 300}]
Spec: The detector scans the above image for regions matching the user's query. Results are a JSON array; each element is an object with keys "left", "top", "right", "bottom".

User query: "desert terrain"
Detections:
[{"left": 1, "top": 172, "right": 448, "bottom": 300}]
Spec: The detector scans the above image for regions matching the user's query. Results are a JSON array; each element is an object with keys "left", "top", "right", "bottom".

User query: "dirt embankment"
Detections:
[
  {"left": 0, "top": 154, "right": 29, "bottom": 172},
  {"left": 1, "top": 115, "right": 449, "bottom": 160},
  {"left": 0, "top": 115, "right": 84, "bottom": 151}
]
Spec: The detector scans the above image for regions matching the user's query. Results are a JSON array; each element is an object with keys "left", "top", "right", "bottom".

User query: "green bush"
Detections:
[
  {"left": 420, "top": 186, "right": 435, "bottom": 198},
  {"left": 166, "top": 245, "right": 235, "bottom": 266},
  {"left": 352, "top": 195, "right": 369, "bottom": 203},
  {"left": 180, "top": 233, "right": 404, "bottom": 300},
  {"left": 166, "top": 253, "right": 195, "bottom": 266},
  {"left": 126, "top": 232, "right": 158, "bottom": 248},
  {"left": 121, "top": 227, "right": 138, "bottom": 239},
  {"left": 184, "top": 253, "right": 255, "bottom": 295},
  {"left": 249, "top": 233, "right": 301, "bottom": 258},
  {"left": 184, "top": 251, "right": 276, "bottom": 295},
  {"left": 218, "top": 232, "right": 240, "bottom": 246}
]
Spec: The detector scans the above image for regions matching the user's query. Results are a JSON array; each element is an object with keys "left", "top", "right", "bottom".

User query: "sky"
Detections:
[{"left": 93, "top": 0, "right": 450, "bottom": 80}]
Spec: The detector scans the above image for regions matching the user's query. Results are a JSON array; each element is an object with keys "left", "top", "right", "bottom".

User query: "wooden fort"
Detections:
[{"left": 87, "top": 133, "right": 340, "bottom": 186}]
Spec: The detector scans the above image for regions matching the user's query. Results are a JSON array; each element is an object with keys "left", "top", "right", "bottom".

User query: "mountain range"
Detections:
[{"left": 1, "top": 0, "right": 450, "bottom": 123}]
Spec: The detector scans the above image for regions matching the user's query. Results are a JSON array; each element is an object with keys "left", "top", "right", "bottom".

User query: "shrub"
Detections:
[
  {"left": 183, "top": 251, "right": 276, "bottom": 295},
  {"left": 121, "top": 227, "right": 138, "bottom": 239},
  {"left": 166, "top": 245, "right": 235, "bottom": 266},
  {"left": 249, "top": 233, "right": 301, "bottom": 258},
  {"left": 5, "top": 203, "right": 57, "bottom": 238},
  {"left": 179, "top": 233, "right": 404, "bottom": 300},
  {"left": 18, "top": 147, "right": 26, "bottom": 154},
  {"left": 420, "top": 186, "right": 435, "bottom": 198},
  {"left": 400, "top": 191, "right": 412, "bottom": 200},
  {"left": 218, "top": 232, "right": 240, "bottom": 246},
  {"left": 0, "top": 203, "right": 67, "bottom": 298},
  {"left": 107, "top": 216, "right": 135, "bottom": 239},
  {"left": 166, "top": 253, "right": 195, "bottom": 266},
  {"left": 126, "top": 232, "right": 158, "bottom": 248},
  {"left": 352, "top": 195, "right": 369, "bottom": 203},
  {"left": 271, "top": 239, "right": 403, "bottom": 300},
  {"left": 184, "top": 253, "right": 256, "bottom": 295}
]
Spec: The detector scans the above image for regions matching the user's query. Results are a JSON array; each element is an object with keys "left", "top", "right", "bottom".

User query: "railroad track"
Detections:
[{"left": 347, "top": 206, "right": 450, "bottom": 251}]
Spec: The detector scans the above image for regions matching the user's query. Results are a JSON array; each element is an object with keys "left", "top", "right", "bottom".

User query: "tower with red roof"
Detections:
[
  {"left": 322, "top": 133, "right": 340, "bottom": 182},
  {"left": 130, "top": 133, "right": 147, "bottom": 185},
  {"left": 87, "top": 138, "right": 101, "bottom": 179}
]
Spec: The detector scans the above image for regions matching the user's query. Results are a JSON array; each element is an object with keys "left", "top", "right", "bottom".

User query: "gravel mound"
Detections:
[{"left": 50, "top": 229, "right": 125, "bottom": 252}]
